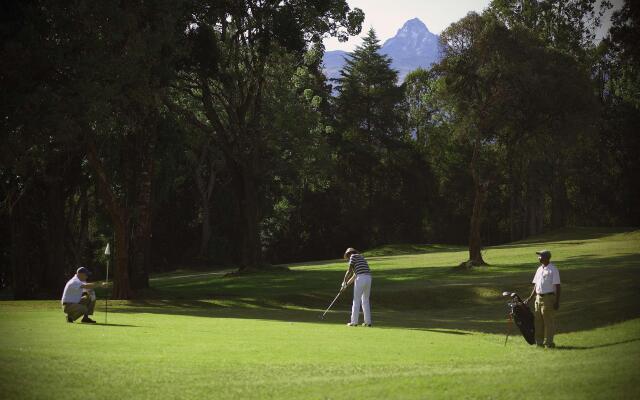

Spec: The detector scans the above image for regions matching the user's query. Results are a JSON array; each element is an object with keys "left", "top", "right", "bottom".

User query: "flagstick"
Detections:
[
  {"left": 105, "top": 258, "right": 109, "bottom": 324},
  {"left": 104, "top": 243, "right": 110, "bottom": 325}
]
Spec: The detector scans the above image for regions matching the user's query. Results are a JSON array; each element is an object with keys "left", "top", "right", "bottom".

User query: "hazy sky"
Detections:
[{"left": 323, "top": 0, "right": 621, "bottom": 52}]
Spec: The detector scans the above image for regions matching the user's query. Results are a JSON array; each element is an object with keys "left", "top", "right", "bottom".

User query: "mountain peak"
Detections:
[
  {"left": 323, "top": 17, "right": 441, "bottom": 83},
  {"left": 398, "top": 18, "right": 430, "bottom": 35}
]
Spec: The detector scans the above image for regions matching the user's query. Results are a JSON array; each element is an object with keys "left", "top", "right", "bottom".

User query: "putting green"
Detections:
[{"left": 1, "top": 228, "right": 639, "bottom": 399}]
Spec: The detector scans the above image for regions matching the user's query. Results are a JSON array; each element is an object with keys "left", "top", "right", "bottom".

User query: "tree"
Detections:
[
  {"left": 1, "top": 1, "right": 93, "bottom": 297},
  {"left": 404, "top": 68, "right": 440, "bottom": 146},
  {"left": 438, "top": 12, "right": 599, "bottom": 264},
  {"left": 583, "top": 0, "right": 640, "bottom": 227},
  {"left": 168, "top": 1, "right": 364, "bottom": 270},
  {"left": 488, "top": 0, "right": 613, "bottom": 57},
  {"left": 332, "top": 29, "right": 428, "bottom": 247},
  {"left": 78, "top": 1, "right": 188, "bottom": 297},
  {"left": 607, "top": 0, "right": 640, "bottom": 110},
  {"left": 1, "top": 0, "right": 189, "bottom": 299},
  {"left": 437, "top": 13, "right": 504, "bottom": 265},
  {"left": 334, "top": 29, "right": 404, "bottom": 140}
]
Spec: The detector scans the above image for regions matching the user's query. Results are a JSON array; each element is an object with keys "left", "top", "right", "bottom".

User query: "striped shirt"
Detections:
[{"left": 349, "top": 253, "right": 371, "bottom": 275}]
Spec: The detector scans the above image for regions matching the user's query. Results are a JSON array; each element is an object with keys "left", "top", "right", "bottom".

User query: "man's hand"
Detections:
[
  {"left": 340, "top": 282, "right": 347, "bottom": 291},
  {"left": 554, "top": 302, "right": 559, "bottom": 310}
]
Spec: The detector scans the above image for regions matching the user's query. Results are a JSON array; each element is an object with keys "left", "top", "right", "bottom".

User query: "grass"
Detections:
[{"left": 1, "top": 227, "right": 639, "bottom": 399}]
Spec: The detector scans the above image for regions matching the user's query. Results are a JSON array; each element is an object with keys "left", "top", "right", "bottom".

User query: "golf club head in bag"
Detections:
[{"left": 503, "top": 291, "right": 535, "bottom": 345}]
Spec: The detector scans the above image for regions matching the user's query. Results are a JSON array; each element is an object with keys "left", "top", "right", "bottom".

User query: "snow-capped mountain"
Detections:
[{"left": 323, "top": 18, "right": 441, "bottom": 83}]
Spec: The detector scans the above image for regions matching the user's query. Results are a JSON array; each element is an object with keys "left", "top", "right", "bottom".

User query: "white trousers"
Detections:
[{"left": 351, "top": 274, "right": 372, "bottom": 324}]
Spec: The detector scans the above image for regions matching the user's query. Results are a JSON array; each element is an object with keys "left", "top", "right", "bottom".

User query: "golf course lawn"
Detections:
[{"left": 1, "top": 228, "right": 639, "bottom": 399}]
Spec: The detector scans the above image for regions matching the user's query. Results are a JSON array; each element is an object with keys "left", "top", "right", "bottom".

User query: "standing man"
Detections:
[
  {"left": 525, "top": 250, "right": 561, "bottom": 348},
  {"left": 61, "top": 267, "right": 104, "bottom": 323},
  {"left": 341, "top": 248, "right": 372, "bottom": 327}
]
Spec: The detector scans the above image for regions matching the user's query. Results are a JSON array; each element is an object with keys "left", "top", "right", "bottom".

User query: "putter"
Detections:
[{"left": 319, "top": 288, "right": 344, "bottom": 319}]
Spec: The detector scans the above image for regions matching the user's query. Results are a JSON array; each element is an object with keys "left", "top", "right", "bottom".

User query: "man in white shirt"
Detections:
[
  {"left": 525, "top": 250, "right": 561, "bottom": 348},
  {"left": 61, "top": 267, "right": 104, "bottom": 323}
]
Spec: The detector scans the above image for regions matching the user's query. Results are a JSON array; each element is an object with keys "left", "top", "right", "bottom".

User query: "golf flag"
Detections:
[{"left": 104, "top": 243, "right": 110, "bottom": 256}]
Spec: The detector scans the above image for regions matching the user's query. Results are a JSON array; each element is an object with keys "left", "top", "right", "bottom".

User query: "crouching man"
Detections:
[{"left": 62, "top": 267, "right": 105, "bottom": 323}]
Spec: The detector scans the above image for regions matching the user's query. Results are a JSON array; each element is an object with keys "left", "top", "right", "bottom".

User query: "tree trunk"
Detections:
[
  {"left": 86, "top": 140, "right": 132, "bottom": 299},
  {"left": 507, "top": 157, "right": 525, "bottom": 242},
  {"left": 77, "top": 185, "right": 89, "bottom": 265},
  {"left": 10, "top": 200, "right": 32, "bottom": 299},
  {"left": 44, "top": 174, "right": 67, "bottom": 297},
  {"left": 195, "top": 143, "right": 217, "bottom": 260},
  {"left": 468, "top": 180, "right": 489, "bottom": 266},
  {"left": 199, "top": 202, "right": 212, "bottom": 259},
  {"left": 130, "top": 129, "right": 155, "bottom": 290},
  {"left": 526, "top": 170, "right": 545, "bottom": 237},
  {"left": 551, "top": 158, "right": 568, "bottom": 228},
  {"left": 508, "top": 170, "right": 518, "bottom": 242},
  {"left": 236, "top": 163, "right": 261, "bottom": 270},
  {"left": 467, "top": 133, "right": 488, "bottom": 266},
  {"left": 113, "top": 216, "right": 132, "bottom": 299}
]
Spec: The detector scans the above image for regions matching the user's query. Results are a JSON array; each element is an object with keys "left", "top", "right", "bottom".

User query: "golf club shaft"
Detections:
[{"left": 321, "top": 290, "right": 343, "bottom": 318}]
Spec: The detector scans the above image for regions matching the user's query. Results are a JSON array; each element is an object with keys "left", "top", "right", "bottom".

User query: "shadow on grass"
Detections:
[
  {"left": 365, "top": 244, "right": 466, "bottom": 257},
  {"left": 75, "top": 322, "right": 140, "bottom": 328},
  {"left": 410, "top": 328, "right": 472, "bottom": 335},
  {"left": 555, "top": 338, "right": 640, "bottom": 351},
  {"left": 491, "top": 227, "right": 638, "bottom": 248},
  {"left": 96, "top": 252, "right": 640, "bottom": 335}
]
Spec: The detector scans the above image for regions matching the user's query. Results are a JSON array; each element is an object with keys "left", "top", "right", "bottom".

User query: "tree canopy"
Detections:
[{"left": 1, "top": 0, "right": 638, "bottom": 298}]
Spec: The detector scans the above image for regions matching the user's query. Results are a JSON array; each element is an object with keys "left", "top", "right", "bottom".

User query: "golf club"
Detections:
[{"left": 319, "top": 288, "right": 345, "bottom": 319}]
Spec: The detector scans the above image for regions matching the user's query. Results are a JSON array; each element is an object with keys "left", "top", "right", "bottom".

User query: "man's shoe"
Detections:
[
  {"left": 361, "top": 323, "right": 372, "bottom": 327},
  {"left": 545, "top": 343, "right": 556, "bottom": 349},
  {"left": 66, "top": 315, "right": 74, "bottom": 323},
  {"left": 346, "top": 322, "right": 358, "bottom": 327},
  {"left": 81, "top": 317, "right": 97, "bottom": 324}
]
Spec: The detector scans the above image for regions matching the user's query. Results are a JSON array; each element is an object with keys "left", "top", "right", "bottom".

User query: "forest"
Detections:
[{"left": 1, "top": 0, "right": 638, "bottom": 299}]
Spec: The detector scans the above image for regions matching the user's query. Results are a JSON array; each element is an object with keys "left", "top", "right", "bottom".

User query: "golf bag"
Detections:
[{"left": 503, "top": 292, "right": 535, "bottom": 345}]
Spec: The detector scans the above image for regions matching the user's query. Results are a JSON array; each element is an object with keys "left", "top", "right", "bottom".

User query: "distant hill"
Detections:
[{"left": 322, "top": 18, "right": 441, "bottom": 84}]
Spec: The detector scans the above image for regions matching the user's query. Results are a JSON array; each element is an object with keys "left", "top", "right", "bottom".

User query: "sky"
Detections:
[{"left": 323, "top": 0, "right": 622, "bottom": 52}]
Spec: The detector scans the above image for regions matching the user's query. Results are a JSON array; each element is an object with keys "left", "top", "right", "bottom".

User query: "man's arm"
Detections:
[
  {"left": 525, "top": 285, "right": 536, "bottom": 304},
  {"left": 80, "top": 282, "right": 106, "bottom": 289},
  {"left": 554, "top": 284, "right": 561, "bottom": 310}
]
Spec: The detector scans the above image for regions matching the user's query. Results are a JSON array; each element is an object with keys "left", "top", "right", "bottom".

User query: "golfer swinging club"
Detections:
[{"left": 341, "top": 248, "right": 372, "bottom": 327}]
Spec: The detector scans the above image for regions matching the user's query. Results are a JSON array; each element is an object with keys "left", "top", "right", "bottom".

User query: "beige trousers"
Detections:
[
  {"left": 534, "top": 294, "right": 556, "bottom": 345},
  {"left": 63, "top": 293, "right": 95, "bottom": 321}
]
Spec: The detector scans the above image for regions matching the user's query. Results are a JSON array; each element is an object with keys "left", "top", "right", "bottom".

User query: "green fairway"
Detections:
[{"left": 1, "top": 228, "right": 639, "bottom": 399}]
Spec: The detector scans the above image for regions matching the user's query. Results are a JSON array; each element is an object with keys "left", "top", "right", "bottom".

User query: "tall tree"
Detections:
[
  {"left": 168, "top": 1, "right": 364, "bottom": 270},
  {"left": 438, "top": 12, "right": 599, "bottom": 264},
  {"left": 1, "top": 0, "right": 189, "bottom": 298},
  {"left": 335, "top": 29, "right": 404, "bottom": 141},
  {"left": 438, "top": 13, "right": 502, "bottom": 265},
  {"left": 585, "top": 0, "right": 640, "bottom": 226},
  {"left": 488, "top": 0, "right": 612, "bottom": 57},
  {"left": 79, "top": 0, "right": 187, "bottom": 296},
  {"left": 488, "top": 0, "right": 610, "bottom": 235},
  {"left": 333, "top": 29, "right": 426, "bottom": 247}
]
